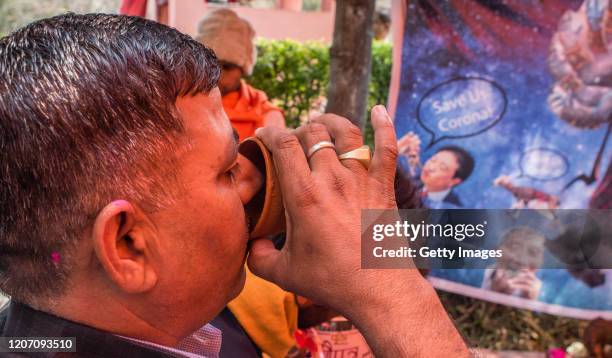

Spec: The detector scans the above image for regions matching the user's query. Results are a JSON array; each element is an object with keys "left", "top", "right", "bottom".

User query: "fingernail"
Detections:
[
  {"left": 382, "top": 106, "right": 391, "bottom": 122},
  {"left": 373, "top": 105, "right": 391, "bottom": 122},
  {"left": 372, "top": 105, "right": 383, "bottom": 116},
  {"left": 255, "top": 127, "right": 262, "bottom": 137}
]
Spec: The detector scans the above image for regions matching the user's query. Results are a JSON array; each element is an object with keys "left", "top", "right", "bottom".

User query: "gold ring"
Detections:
[
  {"left": 307, "top": 141, "right": 335, "bottom": 158},
  {"left": 338, "top": 145, "right": 371, "bottom": 169}
]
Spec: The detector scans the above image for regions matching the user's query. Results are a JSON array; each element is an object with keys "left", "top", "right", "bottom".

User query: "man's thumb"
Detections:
[{"left": 247, "top": 238, "right": 285, "bottom": 285}]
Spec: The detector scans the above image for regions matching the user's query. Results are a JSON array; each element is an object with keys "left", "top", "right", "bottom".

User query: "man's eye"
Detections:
[{"left": 226, "top": 163, "right": 241, "bottom": 182}]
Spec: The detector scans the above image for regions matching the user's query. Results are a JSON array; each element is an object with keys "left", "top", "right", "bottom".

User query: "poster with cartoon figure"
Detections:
[{"left": 391, "top": 0, "right": 612, "bottom": 319}]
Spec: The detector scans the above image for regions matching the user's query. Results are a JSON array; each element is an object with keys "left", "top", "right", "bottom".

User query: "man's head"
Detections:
[
  {"left": 497, "top": 227, "right": 546, "bottom": 270},
  {"left": 0, "top": 13, "right": 260, "bottom": 338},
  {"left": 420, "top": 146, "right": 474, "bottom": 192},
  {"left": 196, "top": 9, "right": 257, "bottom": 95}
]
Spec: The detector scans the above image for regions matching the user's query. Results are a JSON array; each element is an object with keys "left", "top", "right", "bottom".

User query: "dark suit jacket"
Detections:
[
  {"left": 415, "top": 177, "right": 464, "bottom": 208},
  {"left": 210, "top": 308, "right": 260, "bottom": 358},
  {"left": 443, "top": 190, "right": 463, "bottom": 207},
  {"left": 0, "top": 301, "right": 175, "bottom": 357}
]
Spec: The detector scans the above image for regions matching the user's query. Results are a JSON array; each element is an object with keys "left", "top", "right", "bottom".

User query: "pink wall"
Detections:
[
  {"left": 167, "top": 0, "right": 335, "bottom": 42},
  {"left": 387, "top": 0, "right": 405, "bottom": 120}
]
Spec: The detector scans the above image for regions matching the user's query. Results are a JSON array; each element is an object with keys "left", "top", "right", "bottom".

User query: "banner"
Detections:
[{"left": 391, "top": 0, "right": 612, "bottom": 319}]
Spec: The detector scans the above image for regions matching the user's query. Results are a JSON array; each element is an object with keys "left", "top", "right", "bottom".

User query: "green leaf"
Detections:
[{"left": 248, "top": 39, "right": 392, "bottom": 139}]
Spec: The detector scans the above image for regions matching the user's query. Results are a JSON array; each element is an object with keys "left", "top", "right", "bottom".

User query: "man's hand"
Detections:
[
  {"left": 397, "top": 131, "right": 421, "bottom": 175},
  {"left": 491, "top": 269, "right": 541, "bottom": 300},
  {"left": 248, "top": 105, "right": 468, "bottom": 357},
  {"left": 398, "top": 131, "right": 421, "bottom": 156},
  {"left": 248, "top": 105, "right": 398, "bottom": 307},
  {"left": 489, "top": 269, "right": 515, "bottom": 295},
  {"left": 263, "top": 110, "right": 287, "bottom": 129},
  {"left": 507, "top": 270, "right": 541, "bottom": 300},
  {"left": 493, "top": 175, "right": 512, "bottom": 187}
]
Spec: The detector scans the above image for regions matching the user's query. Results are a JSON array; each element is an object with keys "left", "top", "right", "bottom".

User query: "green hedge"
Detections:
[{"left": 248, "top": 39, "right": 393, "bottom": 135}]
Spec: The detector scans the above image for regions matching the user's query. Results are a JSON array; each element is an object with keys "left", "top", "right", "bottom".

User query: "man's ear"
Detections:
[
  {"left": 92, "top": 200, "right": 158, "bottom": 294},
  {"left": 450, "top": 177, "right": 462, "bottom": 187}
]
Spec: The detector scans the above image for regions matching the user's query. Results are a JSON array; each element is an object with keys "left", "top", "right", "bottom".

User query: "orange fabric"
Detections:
[{"left": 222, "top": 80, "right": 282, "bottom": 140}]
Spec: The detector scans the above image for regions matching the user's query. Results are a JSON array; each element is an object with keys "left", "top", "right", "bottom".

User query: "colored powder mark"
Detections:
[{"left": 51, "top": 252, "right": 61, "bottom": 264}]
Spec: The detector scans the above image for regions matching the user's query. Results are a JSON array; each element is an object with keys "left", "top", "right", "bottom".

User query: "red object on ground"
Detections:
[
  {"left": 547, "top": 348, "right": 566, "bottom": 358},
  {"left": 120, "top": 0, "right": 147, "bottom": 17},
  {"left": 294, "top": 329, "right": 318, "bottom": 353}
]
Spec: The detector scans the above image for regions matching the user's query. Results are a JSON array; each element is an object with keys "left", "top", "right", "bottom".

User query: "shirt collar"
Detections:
[
  {"left": 425, "top": 187, "right": 452, "bottom": 202},
  {"left": 118, "top": 324, "right": 222, "bottom": 358}
]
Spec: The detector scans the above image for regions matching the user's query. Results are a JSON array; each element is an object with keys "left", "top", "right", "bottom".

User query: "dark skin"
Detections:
[
  {"left": 218, "top": 65, "right": 243, "bottom": 96},
  {"left": 218, "top": 61, "right": 286, "bottom": 128}
]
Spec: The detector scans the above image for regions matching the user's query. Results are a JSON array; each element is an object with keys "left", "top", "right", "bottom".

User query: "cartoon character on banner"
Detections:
[
  {"left": 493, "top": 147, "right": 568, "bottom": 209},
  {"left": 398, "top": 77, "right": 506, "bottom": 209},
  {"left": 398, "top": 131, "right": 474, "bottom": 209},
  {"left": 482, "top": 227, "right": 546, "bottom": 299},
  {"left": 548, "top": 0, "right": 612, "bottom": 208}
]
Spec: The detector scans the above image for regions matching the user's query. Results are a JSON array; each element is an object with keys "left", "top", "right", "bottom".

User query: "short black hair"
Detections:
[
  {"left": 0, "top": 13, "right": 219, "bottom": 305},
  {"left": 437, "top": 146, "right": 474, "bottom": 182},
  {"left": 395, "top": 166, "right": 422, "bottom": 209}
]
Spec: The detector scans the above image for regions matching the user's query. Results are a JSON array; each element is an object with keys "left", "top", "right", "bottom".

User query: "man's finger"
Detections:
[
  {"left": 369, "top": 105, "right": 398, "bottom": 183},
  {"left": 247, "top": 238, "right": 285, "bottom": 285},
  {"left": 311, "top": 114, "right": 366, "bottom": 174},
  {"left": 293, "top": 123, "right": 338, "bottom": 172},
  {"left": 510, "top": 276, "right": 536, "bottom": 286},
  {"left": 397, "top": 132, "right": 413, "bottom": 149},
  {"left": 255, "top": 126, "right": 314, "bottom": 206}
]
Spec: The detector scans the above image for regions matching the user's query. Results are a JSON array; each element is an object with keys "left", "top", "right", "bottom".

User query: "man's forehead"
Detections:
[
  {"left": 175, "top": 89, "right": 223, "bottom": 117},
  {"left": 175, "top": 90, "right": 235, "bottom": 167},
  {"left": 435, "top": 151, "right": 459, "bottom": 164}
]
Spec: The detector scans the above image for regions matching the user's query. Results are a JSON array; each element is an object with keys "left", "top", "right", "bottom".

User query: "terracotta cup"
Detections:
[{"left": 238, "top": 137, "right": 286, "bottom": 238}]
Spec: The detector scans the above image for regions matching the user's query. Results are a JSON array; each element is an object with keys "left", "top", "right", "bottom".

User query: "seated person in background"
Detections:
[
  {"left": 398, "top": 132, "right": 474, "bottom": 209},
  {"left": 0, "top": 14, "right": 468, "bottom": 358},
  {"left": 482, "top": 227, "right": 545, "bottom": 300},
  {"left": 196, "top": 8, "right": 285, "bottom": 141}
]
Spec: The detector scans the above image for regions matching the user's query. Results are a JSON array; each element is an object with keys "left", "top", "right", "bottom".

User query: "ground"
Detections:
[{"left": 439, "top": 291, "right": 588, "bottom": 352}]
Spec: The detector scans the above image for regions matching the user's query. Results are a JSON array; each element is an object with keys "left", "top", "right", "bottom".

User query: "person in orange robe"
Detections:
[{"left": 196, "top": 8, "right": 285, "bottom": 141}]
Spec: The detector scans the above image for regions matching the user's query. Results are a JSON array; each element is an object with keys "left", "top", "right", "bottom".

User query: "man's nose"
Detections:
[{"left": 235, "top": 153, "right": 264, "bottom": 204}]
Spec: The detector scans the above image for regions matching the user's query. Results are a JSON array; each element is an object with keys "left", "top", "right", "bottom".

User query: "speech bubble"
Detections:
[
  {"left": 416, "top": 77, "right": 507, "bottom": 148},
  {"left": 519, "top": 147, "right": 569, "bottom": 181}
]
